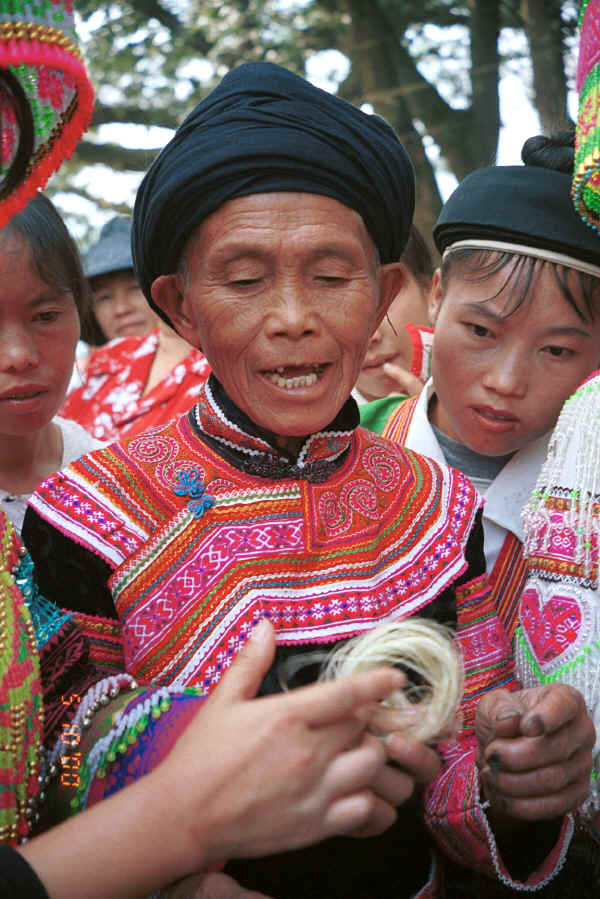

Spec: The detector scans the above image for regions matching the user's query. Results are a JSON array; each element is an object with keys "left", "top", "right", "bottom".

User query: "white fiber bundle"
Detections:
[{"left": 320, "top": 618, "right": 464, "bottom": 743}]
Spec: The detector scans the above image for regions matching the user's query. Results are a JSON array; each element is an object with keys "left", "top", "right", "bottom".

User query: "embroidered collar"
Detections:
[{"left": 189, "top": 374, "right": 358, "bottom": 482}]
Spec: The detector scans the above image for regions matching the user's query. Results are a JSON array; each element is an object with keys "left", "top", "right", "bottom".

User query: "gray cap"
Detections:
[{"left": 84, "top": 216, "right": 133, "bottom": 280}]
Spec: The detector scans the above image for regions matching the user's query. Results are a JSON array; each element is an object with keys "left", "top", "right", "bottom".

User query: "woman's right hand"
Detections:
[{"left": 156, "top": 619, "right": 407, "bottom": 870}]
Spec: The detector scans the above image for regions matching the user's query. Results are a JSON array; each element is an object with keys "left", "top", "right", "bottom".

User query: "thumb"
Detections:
[
  {"left": 382, "top": 362, "right": 423, "bottom": 397},
  {"left": 212, "top": 618, "right": 276, "bottom": 703}
]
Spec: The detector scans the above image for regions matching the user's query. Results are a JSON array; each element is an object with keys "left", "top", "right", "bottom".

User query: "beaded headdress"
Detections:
[
  {"left": 0, "top": 0, "right": 93, "bottom": 227},
  {"left": 518, "top": 371, "right": 600, "bottom": 819},
  {"left": 573, "top": 0, "right": 600, "bottom": 233}
]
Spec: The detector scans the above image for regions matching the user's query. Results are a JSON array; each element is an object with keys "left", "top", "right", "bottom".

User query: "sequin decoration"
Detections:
[
  {"left": 0, "top": 511, "right": 43, "bottom": 845},
  {"left": 573, "top": 0, "right": 600, "bottom": 232},
  {"left": 0, "top": 0, "right": 94, "bottom": 225}
]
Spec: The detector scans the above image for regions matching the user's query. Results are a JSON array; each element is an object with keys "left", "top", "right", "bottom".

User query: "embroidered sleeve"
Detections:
[
  {"left": 424, "top": 529, "right": 573, "bottom": 890},
  {"left": 425, "top": 735, "right": 573, "bottom": 889}
]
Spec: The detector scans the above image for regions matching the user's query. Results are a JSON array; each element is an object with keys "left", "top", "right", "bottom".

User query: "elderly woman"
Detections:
[{"left": 24, "top": 63, "right": 593, "bottom": 897}]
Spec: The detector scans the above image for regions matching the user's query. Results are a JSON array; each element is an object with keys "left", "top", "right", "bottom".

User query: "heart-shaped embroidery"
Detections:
[{"left": 520, "top": 583, "right": 582, "bottom": 664}]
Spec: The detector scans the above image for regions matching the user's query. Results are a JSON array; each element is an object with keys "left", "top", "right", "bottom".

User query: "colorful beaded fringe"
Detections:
[
  {"left": 0, "top": 514, "right": 43, "bottom": 845},
  {"left": 0, "top": 0, "right": 94, "bottom": 226},
  {"left": 573, "top": 0, "right": 600, "bottom": 232}
]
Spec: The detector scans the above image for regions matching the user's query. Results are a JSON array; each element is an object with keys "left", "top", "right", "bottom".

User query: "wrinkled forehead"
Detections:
[{"left": 178, "top": 191, "right": 380, "bottom": 271}]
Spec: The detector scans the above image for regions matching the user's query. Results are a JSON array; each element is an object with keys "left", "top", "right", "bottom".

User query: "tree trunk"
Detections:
[
  {"left": 520, "top": 0, "right": 571, "bottom": 134},
  {"left": 337, "top": 0, "right": 449, "bottom": 254},
  {"left": 468, "top": 0, "right": 501, "bottom": 166}
]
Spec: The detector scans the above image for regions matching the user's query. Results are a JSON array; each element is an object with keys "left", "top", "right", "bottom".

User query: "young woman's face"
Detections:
[
  {"left": 429, "top": 258, "right": 600, "bottom": 457},
  {"left": 357, "top": 267, "right": 431, "bottom": 400},
  {"left": 0, "top": 231, "right": 80, "bottom": 437},
  {"left": 91, "top": 270, "right": 159, "bottom": 341}
]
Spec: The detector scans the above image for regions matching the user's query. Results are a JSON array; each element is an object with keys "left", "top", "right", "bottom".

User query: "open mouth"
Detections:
[
  {"left": 476, "top": 408, "right": 515, "bottom": 422},
  {"left": 0, "top": 390, "right": 43, "bottom": 401},
  {"left": 263, "top": 363, "right": 327, "bottom": 390}
]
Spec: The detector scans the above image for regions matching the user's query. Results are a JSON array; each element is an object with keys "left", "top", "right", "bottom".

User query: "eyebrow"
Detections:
[
  {"left": 28, "top": 290, "right": 72, "bottom": 307},
  {"left": 211, "top": 241, "right": 365, "bottom": 265},
  {"left": 460, "top": 302, "right": 591, "bottom": 338}
]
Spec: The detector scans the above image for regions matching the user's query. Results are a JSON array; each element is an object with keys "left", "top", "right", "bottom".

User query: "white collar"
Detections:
[{"left": 404, "top": 379, "right": 550, "bottom": 539}]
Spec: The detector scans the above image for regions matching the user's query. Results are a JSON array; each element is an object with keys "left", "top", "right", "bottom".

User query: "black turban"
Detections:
[
  {"left": 132, "top": 62, "right": 415, "bottom": 308},
  {"left": 434, "top": 164, "right": 600, "bottom": 267}
]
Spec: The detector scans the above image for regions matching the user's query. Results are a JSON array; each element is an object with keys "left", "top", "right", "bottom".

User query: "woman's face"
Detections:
[
  {"left": 357, "top": 268, "right": 431, "bottom": 400},
  {"left": 152, "top": 192, "right": 402, "bottom": 451},
  {"left": 429, "top": 258, "right": 600, "bottom": 456},
  {"left": 0, "top": 231, "right": 80, "bottom": 437},
  {"left": 91, "top": 270, "right": 159, "bottom": 341}
]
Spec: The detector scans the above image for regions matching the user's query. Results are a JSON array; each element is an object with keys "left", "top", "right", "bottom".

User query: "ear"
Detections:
[
  {"left": 428, "top": 268, "right": 443, "bottom": 326},
  {"left": 374, "top": 262, "right": 406, "bottom": 331},
  {"left": 151, "top": 274, "right": 201, "bottom": 346}
]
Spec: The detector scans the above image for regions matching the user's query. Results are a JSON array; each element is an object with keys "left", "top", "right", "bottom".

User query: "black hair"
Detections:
[
  {"left": 3, "top": 192, "right": 91, "bottom": 328},
  {"left": 401, "top": 225, "right": 435, "bottom": 285},
  {"left": 440, "top": 248, "right": 600, "bottom": 323},
  {"left": 521, "top": 130, "right": 575, "bottom": 175},
  {"left": 439, "top": 129, "right": 600, "bottom": 322}
]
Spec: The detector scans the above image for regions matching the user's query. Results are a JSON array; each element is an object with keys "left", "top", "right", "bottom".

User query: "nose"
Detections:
[
  {"left": 367, "top": 321, "right": 384, "bottom": 349},
  {"left": 113, "top": 287, "right": 134, "bottom": 315},
  {"left": 481, "top": 348, "right": 527, "bottom": 398},
  {"left": 265, "top": 287, "right": 319, "bottom": 340},
  {"left": 0, "top": 326, "right": 39, "bottom": 372}
]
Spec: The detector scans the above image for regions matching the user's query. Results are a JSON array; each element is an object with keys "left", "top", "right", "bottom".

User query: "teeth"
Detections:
[
  {"left": 265, "top": 369, "right": 321, "bottom": 390},
  {"left": 483, "top": 409, "right": 510, "bottom": 421}
]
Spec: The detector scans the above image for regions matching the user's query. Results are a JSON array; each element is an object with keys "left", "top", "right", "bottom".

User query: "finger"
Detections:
[
  {"left": 281, "top": 667, "right": 406, "bottom": 727},
  {"left": 475, "top": 689, "right": 525, "bottom": 747},
  {"left": 369, "top": 704, "right": 418, "bottom": 736},
  {"left": 381, "top": 362, "right": 423, "bottom": 396},
  {"left": 370, "top": 761, "right": 417, "bottom": 807},
  {"left": 211, "top": 619, "right": 276, "bottom": 703},
  {"left": 480, "top": 743, "right": 593, "bottom": 799},
  {"left": 324, "top": 791, "right": 397, "bottom": 838},
  {"left": 384, "top": 732, "right": 440, "bottom": 783},
  {"left": 320, "top": 732, "right": 387, "bottom": 798},
  {"left": 519, "top": 684, "right": 587, "bottom": 738},
  {"left": 483, "top": 715, "right": 595, "bottom": 772},
  {"left": 482, "top": 778, "right": 592, "bottom": 821}
]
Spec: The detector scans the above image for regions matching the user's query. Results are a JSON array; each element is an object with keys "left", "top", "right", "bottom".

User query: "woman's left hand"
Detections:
[{"left": 475, "top": 684, "right": 595, "bottom": 828}]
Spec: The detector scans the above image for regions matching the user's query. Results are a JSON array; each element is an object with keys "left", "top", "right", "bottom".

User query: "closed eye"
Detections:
[{"left": 315, "top": 275, "right": 347, "bottom": 284}]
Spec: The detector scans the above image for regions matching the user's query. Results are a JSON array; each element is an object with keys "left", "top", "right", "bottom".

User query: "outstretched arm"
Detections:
[{"left": 19, "top": 620, "right": 404, "bottom": 899}]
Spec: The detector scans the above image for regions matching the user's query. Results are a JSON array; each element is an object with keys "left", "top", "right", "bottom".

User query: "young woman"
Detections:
[
  {"left": 361, "top": 134, "right": 600, "bottom": 639},
  {"left": 62, "top": 216, "right": 210, "bottom": 440},
  {"left": 353, "top": 225, "right": 434, "bottom": 403},
  {"left": 0, "top": 192, "right": 104, "bottom": 531}
]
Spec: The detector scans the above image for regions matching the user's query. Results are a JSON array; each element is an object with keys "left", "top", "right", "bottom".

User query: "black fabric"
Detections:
[
  {"left": 0, "top": 846, "right": 50, "bottom": 899},
  {"left": 226, "top": 808, "right": 432, "bottom": 899},
  {"left": 22, "top": 506, "right": 116, "bottom": 620},
  {"left": 445, "top": 823, "right": 600, "bottom": 898},
  {"left": 132, "top": 61, "right": 415, "bottom": 318},
  {"left": 187, "top": 374, "right": 357, "bottom": 481},
  {"left": 434, "top": 165, "right": 600, "bottom": 267}
]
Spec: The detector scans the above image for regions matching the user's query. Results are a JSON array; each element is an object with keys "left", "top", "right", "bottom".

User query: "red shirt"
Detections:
[{"left": 61, "top": 329, "right": 210, "bottom": 441}]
